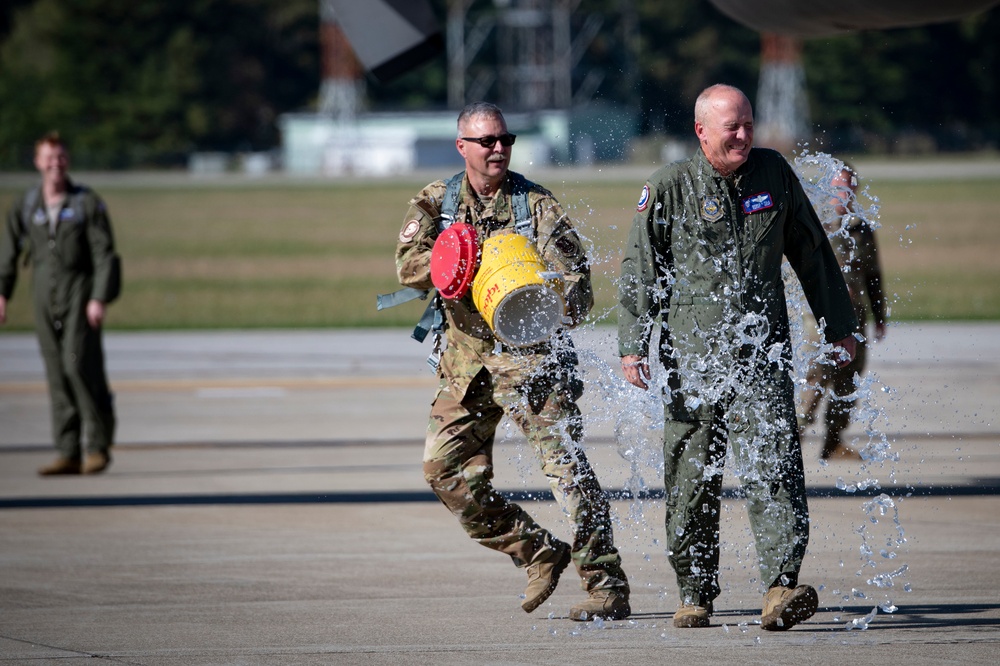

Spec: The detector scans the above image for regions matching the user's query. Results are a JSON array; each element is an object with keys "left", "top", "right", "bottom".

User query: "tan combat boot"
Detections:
[
  {"left": 569, "top": 588, "right": 631, "bottom": 621},
  {"left": 38, "top": 457, "right": 82, "bottom": 476},
  {"left": 673, "top": 601, "right": 713, "bottom": 628},
  {"left": 83, "top": 451, "right": 112, "bottom": 474},
  {"left": 761, "top": 584, "right": 818, "bottom": 631},
  {"left": 521, "top": 544, "right": 571, "bottom": 613}
]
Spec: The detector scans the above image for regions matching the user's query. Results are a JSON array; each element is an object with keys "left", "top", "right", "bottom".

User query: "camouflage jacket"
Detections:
[
  {"left": 396, "top": 171, "right": 592, "bottom": 396},
  {"left": 827, "top": 214, "right": 886, "bottom": 330}
]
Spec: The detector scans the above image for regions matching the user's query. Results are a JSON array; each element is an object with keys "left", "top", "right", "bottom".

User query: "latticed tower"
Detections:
[{"left": 755, "top": 33, "right": 811, "bottom": 153}]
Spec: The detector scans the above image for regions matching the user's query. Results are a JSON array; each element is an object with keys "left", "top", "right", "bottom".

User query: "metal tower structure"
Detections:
[
  {"left": 318, "top": 0, "right": 365, "bottom": 120},
  {"left": 755, "top": 33, "right": 811, "bottom": 153},
  {"left": 447, "top": 0, "right": 609, "bottom": 111}
]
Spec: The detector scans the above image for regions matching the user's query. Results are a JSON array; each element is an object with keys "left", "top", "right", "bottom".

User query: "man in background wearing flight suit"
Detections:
[
  {"left": 0, "top": 132, "right": 119, "bottom": 476},
  {"left": 799, "top": 165, "right": 887, "bottom": 460},
  {"left": 395, "top": 101, "right": 630, "bottom": 621},
  {"left": 618, "top": 85, "right": 858, "bottom": 630}
]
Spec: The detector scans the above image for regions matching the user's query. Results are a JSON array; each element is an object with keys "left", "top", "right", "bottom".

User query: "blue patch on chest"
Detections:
[{"left": 741, "top": 192, "right": 773, "bottom": 214}]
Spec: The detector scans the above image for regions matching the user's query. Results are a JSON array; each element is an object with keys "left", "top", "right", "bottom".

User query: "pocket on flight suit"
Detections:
[{"left": 661, "top": 365, "right": 715, "bottom": 424}]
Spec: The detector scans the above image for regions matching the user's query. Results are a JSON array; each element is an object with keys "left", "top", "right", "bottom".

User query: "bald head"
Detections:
[
  {"left": 694, "top": 84, "right": 751, "bottom": 125},
  {"left": 694, "top": 84, "right": 754, "bottom": 176}
]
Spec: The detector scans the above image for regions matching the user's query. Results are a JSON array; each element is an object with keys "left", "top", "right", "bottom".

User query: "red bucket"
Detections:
[{"left": 430, "top": 223, "right": 479, "bottom": 299}]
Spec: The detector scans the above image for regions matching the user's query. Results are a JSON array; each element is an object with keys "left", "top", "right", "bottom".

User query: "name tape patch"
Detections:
[{"left": 741, "top": 192, "right": 773, "bottom": 214}]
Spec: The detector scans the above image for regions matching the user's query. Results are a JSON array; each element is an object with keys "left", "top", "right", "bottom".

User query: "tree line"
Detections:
[{"left": 1, "top": 0, "right": 997, "bottom": 169}]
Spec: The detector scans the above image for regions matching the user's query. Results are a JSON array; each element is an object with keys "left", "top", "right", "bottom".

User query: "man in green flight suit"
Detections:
[
  {"left": 617, "top": 85, "right": 858, "bottom": 630},
  {"left": 0, "top": 132, "right": 119, "bottom": 476},
  {"left": 395, "top": 101, "right": 630, "bottom": 621}
]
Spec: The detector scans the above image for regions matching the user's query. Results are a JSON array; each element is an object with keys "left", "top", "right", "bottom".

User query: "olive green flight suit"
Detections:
[
  {"left": 0, "top": 180, "right": 118, "bottom": 460},
  {"left": 396, "top": 171, "right": 628, "bottom": 594},
  {"left": 618, "top": 148, "right": 857, "bottom": 605}
]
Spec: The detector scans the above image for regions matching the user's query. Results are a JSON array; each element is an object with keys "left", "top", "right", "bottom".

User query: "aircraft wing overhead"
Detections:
[
  {"left": 325, "top": 0, "right": 443, "bottom": 82},
  {"left": 707, "top": 0, "right": 1000, "bottom": 37}
]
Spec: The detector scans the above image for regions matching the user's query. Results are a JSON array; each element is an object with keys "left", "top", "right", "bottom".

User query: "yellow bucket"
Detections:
[{"left": 472, "top": 233, "right": 565, "bottom": 347}]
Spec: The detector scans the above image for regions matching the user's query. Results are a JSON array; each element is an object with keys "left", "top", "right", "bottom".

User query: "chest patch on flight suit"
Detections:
[
  {"left": 741, "top": 192, "right": 773, "bottom": 214},
  {"left": 32, "top": 209, "right": 47, "bottom": 225},
  {"left": 701, "top": 196, "right": 723, "bottom": 222}
]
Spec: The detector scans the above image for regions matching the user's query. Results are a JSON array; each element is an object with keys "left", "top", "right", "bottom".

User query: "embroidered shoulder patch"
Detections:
[
  {"left": 636, "top": 185, "right": 650, "bottom": 212},
  {"left": 399, "top": 219, "right": 421, "bottom": 243},
  {"left": 741, "top": 192, "right": 774, "bottom": 214},
  {"left": 555, "top": 235, "right": 582, "bottom": 259}
]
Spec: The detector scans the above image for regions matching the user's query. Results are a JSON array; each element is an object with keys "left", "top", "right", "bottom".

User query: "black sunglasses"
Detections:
[{"left": 461, "top": 133, "right": 517, "bottom": 148}]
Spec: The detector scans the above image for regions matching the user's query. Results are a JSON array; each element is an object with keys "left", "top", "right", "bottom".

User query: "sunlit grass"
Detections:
[{"left": 0, "top": 174, "right": 996, "bottom": 330}]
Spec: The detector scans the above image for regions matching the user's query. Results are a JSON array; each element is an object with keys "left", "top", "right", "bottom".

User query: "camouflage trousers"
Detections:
[
  {"left": 662, "top": 362, "right": 809, "bottom": 606},
  {"left": 423, "top": 363, "right": 627, "bottom": 593},
  {"left": 800, "top": 338, "right": 869, "bottom": 457}
]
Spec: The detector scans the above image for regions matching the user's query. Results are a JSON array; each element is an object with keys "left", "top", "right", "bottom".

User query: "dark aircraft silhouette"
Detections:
[
  {"left": 707, "top": 0, "right": 999, "bottom": 37},
  {"left": 327, "top": 0, "right": 999, "bottom": 79}
]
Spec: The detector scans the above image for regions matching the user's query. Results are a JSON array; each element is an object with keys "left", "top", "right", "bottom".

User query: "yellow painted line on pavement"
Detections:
[{"left": 0, "top": 375, "right": 437, "bottom": 395}]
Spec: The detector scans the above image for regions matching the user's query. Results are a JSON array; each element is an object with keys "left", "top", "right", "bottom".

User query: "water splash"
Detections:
[
  {"left": 845, "top": 606, "right": 878, "bottom": 631},
  {"left": 495, "top": 150, "right": 910, "bottom": 630}
]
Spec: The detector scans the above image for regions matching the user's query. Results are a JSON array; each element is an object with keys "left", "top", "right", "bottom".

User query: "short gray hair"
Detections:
[{"left": 457, "top": 101, "right": 505, "bottom": 136}]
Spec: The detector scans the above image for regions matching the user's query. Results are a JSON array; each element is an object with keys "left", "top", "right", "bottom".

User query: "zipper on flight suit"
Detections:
[{"left": 721, "top": 176, "right": 747, "bottom": 314}]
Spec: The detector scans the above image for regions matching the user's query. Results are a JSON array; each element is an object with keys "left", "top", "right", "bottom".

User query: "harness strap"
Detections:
[
  {"left": 376, "top": 287, "right": 428, "bottom": 311},
  {"left": 509, "top": 174, "right": 534, "bottom": 241},
  {"left": 439, "top": 172, "right": 464, "bottom": 231}
]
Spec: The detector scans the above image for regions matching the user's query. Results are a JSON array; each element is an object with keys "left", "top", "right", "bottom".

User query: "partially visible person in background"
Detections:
[
  {"left": 798, "top": 164, "right": 887, "bottom": 461},
  {"left": 0, "top": 132, "right": 120, "bottom": 476}
]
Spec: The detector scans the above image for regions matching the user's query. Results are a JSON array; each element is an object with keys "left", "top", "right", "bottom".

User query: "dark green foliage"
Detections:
[
  {"left": 0, "top": 0, "right": 997, "bottom": 168},
  {"left": 0, "top": 0, "right": 318, "bottom": 168},
  {"left": 805, "top": 11, "right": 1000, "bottom": 152}
]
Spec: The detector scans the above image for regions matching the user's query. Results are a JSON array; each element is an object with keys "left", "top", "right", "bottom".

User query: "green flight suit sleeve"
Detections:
[
  {"left": 85, "top": 193, "right": 119, "bottom": 303},
  {"left": 781, "top": 165, "right": 859, "bottom": 343},
  {"left": 618, "top": 181, "right": 665, "bottom": 358},
  {"left": 0, "top": 196, "right": 26, "bottom": 300}
]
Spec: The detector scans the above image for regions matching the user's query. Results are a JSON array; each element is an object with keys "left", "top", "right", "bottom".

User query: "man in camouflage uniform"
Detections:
[
  {"left": 799, "top": 165, "right": 887, "bottom": 460},
  {"left": 0, "top": 132, "right": 119, "bottom": 476},
  {"left": 617, "top": 85, "right": 858, "bottom": 630},
  {"left": 395, "top": 101, "right": 630, "bottom": 621}
]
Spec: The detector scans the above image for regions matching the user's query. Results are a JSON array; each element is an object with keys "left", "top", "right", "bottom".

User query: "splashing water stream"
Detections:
[{"left": 497, "top": 150, "right": 910, "bottom": 632}]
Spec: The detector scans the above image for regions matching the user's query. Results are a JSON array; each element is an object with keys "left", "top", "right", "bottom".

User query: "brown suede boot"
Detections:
[
  {"left": 83, "top": 451, "right": 112, "bottom": 475},
  {"left": 569, "top": 588, "right": 631, "bottom": 621},
  {"left": 521, "top": 544, "right": 571, "bottom": 613},
  {"left": 761, "top": 585, "right": 818, "bottom": 631},
  {"left": 38, "top": 457, "right": 82, "bottom": 476},
  {"left": 673, "top": 601, "right": 713, "bottom": 628}
]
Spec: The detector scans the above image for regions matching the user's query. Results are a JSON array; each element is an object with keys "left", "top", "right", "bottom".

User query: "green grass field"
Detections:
[{"left": 1, "top": 173, "right": 997, "bottom": 330}]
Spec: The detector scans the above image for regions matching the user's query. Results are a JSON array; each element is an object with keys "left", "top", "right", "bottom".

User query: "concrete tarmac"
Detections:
[{"left": 1, "top": 323, "right": 999, "bottom": 664}]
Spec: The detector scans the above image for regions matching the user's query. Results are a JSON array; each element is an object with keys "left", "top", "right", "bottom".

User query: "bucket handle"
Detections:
[{"left": 537, "top": 272, "right": 574, "bottom": 326}]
